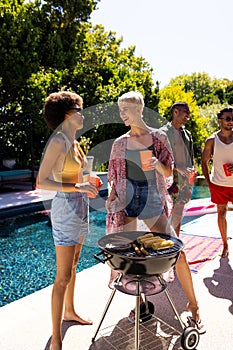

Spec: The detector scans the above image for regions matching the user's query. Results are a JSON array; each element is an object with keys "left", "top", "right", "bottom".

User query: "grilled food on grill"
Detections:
[
  {"left": 139, "top": 245, "right": 149, "bottom": 255},
  {"left": 152, "top": 239, "right": 174, "bottom": 250},
  {"left": 143, "top": 237, "right": 165, "bottom": 248},
  {"left": 136, "top": 233, "right": 175, "bottom": 251},
  {"left": 136, "top": 233, "right": 154, "bottom": 243}
]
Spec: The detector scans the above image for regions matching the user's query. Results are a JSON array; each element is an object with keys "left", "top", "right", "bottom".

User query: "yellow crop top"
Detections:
[{"left": 52, "top": 132, "right": 87, "bottom": 184}]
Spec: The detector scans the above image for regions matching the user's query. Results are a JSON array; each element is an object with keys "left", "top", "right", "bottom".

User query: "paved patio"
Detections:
[{"left": 0, "top": 186, "right": 233, "bottom": 349}]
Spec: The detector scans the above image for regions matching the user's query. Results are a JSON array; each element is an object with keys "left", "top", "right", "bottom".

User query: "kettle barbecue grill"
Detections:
[{"left": 92, "top": 231, "right": 200, "bottom": 350}]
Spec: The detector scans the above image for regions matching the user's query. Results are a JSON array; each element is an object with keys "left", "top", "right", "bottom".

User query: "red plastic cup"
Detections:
[
  {"left": 223, "top": 163, "right": 232, "bottom": 176},
  {"left": 87, "top": 176, "right": 101, "bottom": 198},
  {"left": 188, "top": 170, "right": 197, "bottom": 184},
  {"left": 140, "top": 150, "right": 153, "bottom": 171}
]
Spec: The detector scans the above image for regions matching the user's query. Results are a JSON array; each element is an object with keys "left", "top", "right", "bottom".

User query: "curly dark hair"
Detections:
[{"left": 44, "top": 91, "right": 83, "bottom": 130}]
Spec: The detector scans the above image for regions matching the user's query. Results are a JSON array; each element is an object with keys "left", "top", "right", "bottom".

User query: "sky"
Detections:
[{"left": 91, "top": 0, "right": 233, "bottom": 87}]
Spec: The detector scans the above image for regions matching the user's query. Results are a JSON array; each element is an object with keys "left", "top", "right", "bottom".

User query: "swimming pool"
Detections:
[
  {"left": 191, "top": 184, "right": 210, "bottom": 199},
  {"left": 0, "top": 209, "right": 106, "bottom": 307},
  {"left": 0, "top": 184, "right": 210, "bottom": 307}
]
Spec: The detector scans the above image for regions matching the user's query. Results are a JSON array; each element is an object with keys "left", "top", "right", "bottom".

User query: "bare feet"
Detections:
[
  {"left": 186, "top": 302, "right": 206, "bottom": 334},
  {"left": 187, "top": 316, "right": 206, "bottom": 334},
  {"left": 221, "top": 246, "right": 229, "bottom": 258},
  {"left": 63, "top": 312, "right": 93, "bottom": 325},
  {"left": 187, "top": 302, "right": 200, "bottom": 321}
]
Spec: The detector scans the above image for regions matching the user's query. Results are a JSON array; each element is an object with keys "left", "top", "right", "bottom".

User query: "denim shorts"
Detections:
[
  {"left": 51, "top": 192, "right": 89, "bottom": 246},
  {"left": 125, "top": 178, "right": 163, "bottom": 219}
]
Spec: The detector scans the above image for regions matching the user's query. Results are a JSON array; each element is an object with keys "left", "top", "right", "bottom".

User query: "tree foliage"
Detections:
[
  {"left": 225, "top": 82, "right": 233, "bottom": 105},
  {"left": 169, "top": 72, "right": 231, "bottom": 106},
  {"left": 158, "top": 74, "right": 233, "bottom": 168},
  {"left": 0, "top": 0, "right": 99, "bottom": 111},
  {"left": 0, "top": 0, "right": 156, "bottom": 168},
  {"left": 1, "top": 1, "right": 233, "bottom": 174}
]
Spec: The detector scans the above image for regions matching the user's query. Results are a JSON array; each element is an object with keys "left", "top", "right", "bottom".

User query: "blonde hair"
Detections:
[{"left": 118, "top": 91, "right": 144, "bottom": 108}]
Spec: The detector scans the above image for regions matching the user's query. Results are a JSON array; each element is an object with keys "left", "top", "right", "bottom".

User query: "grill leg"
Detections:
[
  {"left": 92, "top": 287, "right": 117, "bottom": 342},
  {"left": 135, "top": 279, "right": 140, "bottom": 350},
  {"left": 157, "top": 275, "right": 185, "bottom": 330}
]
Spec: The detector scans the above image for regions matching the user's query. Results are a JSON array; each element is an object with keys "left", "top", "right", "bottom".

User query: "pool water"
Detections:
[
  {"left": 191, "top": 185, "right": 210, "bottom": 199},
  {"left": 0, "top": 185, "right": 210, "bottom": 307},
  {"left": 0, "top": 210, "right": 106, "bottom": 307}
]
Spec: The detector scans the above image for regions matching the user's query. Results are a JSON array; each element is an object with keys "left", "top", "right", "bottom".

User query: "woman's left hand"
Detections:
[
  {"left": 147, "top": 157, "right": 159, "bottom": 170},
  {"left": 184, "top": 167, "right": 197, "bottom": 178}
]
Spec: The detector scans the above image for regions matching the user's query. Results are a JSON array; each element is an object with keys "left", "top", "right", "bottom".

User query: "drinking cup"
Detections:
[
  {"left": 188, "top": 170, "right": 197, "bottom": 184},
  {"left": 87, "top": 175, "right": 101, "bottom": 198},
  {"left": 85, "top": 156, "right": 94, "bottom": 174},
  {"left": 83, "top": 156, "right": 94, "bottom": 182},
  {"left": 140, "top": 150, "right": 153, "bottom": 171}
]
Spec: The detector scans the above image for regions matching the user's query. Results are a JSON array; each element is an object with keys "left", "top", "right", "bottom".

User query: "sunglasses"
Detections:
[
  {"left": 220, "top": 116, "right": 233, "bottom": 122},
  {"left": 70, "top": 107, "right": 82, "bottom": 113}
]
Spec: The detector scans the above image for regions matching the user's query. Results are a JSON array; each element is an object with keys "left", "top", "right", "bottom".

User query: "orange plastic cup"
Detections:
[
  {"left": 188, "top": 170, "right": 197, "bottom": 184},
  {"left": 223, "top": 163, "right": 232, "bottom": 176},
  {"left": 87, "top": 176, "right": 101, "bottom": 198},
  {"left": 140, "top": 150, "right": 153, "bottom": 171}
]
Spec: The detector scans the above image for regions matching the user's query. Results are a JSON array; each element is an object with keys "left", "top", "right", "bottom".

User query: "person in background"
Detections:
[
  {"left": 160, "top": 102, "right": 197, "bottom": 236},
  {"left": 106, "top": 91, "right": 205, "bottom": 333},
  {"left": 201, "top": 106, "right": 233, "bottom": 258},
  {"left": 37, "top": 91, "right": 99, "bottom": 350}
]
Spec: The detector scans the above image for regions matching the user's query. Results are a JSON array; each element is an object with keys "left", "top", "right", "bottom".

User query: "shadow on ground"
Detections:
[
  {"left": 89, "top": 316, "right": 182, "bottom": 350},
  {"left": 203, "top": 256, "right": 233, "bottom": 314},
  {"left": 89, "top": 276, "right": 189, "bottom": 350},
  {"left": 44, "top": 320, "right": 80, "bottom": 350}
]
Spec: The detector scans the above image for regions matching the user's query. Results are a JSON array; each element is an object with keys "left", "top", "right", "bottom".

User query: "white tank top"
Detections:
[{"left": 211, "top": 132, "right": 233, "bottom": 187}]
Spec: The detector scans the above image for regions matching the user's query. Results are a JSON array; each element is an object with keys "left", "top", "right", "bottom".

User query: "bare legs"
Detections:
[
  {"left": 175, "top": 252, "right": 200, "bottom": 320},
  {"left": 171, "top": 200, "right": 230, "bottom": 257},
  {"left": 170, "top": 201, "right": 185, "bottom": 237},
  {"left": 145, "top": 213, "right": 202, "bottom": 324},
  {"left": 50, "top": 241, "right": 92, "bottom": 350},
  {"left": 108, "top": 270, "right": 121, "bottom": 289},
  {"left": 107, "top": 212, "right": 203, "bottom": 326},
  {"left": 217, "top": 204, "right": 229, "bottom": 258}
]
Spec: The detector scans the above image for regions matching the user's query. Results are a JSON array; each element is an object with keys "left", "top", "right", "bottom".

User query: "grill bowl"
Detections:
[{"left": 96, "top": 231, "right": 184, "bottom": 275}]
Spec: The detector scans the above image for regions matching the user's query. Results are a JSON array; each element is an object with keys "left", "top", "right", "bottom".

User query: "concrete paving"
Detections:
[{"left": 0, "top": 187, "right": 233, "bottom": 350}]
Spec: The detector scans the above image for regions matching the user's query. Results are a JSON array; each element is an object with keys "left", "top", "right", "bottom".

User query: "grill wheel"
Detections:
[{"left": 181, "top": 327, "right": 200, "bottom": 350}]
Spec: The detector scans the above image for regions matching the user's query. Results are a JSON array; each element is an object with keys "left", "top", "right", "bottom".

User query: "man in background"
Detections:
[
  {"left": 201, "top": 106, "right": 233, "bottom": 258},
  {"left": 161, "top": 102, "right": 197, "bottom": 236}
]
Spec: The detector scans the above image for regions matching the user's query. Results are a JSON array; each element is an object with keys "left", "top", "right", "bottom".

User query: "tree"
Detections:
[
  {"left": 225, "top": 82, "right": 233, "bottom": 105},
  {"left": 0, "top": 0, "right": 100, "bottom": 168},
  {"left": 0, "top": 0, "right": 99, "bottom": 112},
  {"left": 169, "top": 73, "right": 230, "bottom": 106},
  {"left": 0, "top": 1, "right": 157, "bottom": 169}
]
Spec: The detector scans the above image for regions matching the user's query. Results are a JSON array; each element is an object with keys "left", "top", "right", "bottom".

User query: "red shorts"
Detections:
[{"left": 209, "top": 182, "right": 233, "bottom": 204}]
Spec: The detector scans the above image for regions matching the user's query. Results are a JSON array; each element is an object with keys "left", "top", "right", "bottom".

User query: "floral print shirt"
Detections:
[{"left": 106, "top": 130, "right": 174, "bottom": 234}]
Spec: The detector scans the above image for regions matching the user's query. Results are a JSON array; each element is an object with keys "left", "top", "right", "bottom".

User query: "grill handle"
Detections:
[{"left": 93, "top": 251, "right": 113, "bottom": 264}]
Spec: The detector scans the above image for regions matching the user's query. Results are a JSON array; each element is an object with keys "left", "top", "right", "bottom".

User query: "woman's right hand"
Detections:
[{"left": 105, "top": 195, "right": 126, "bottom": 213}]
